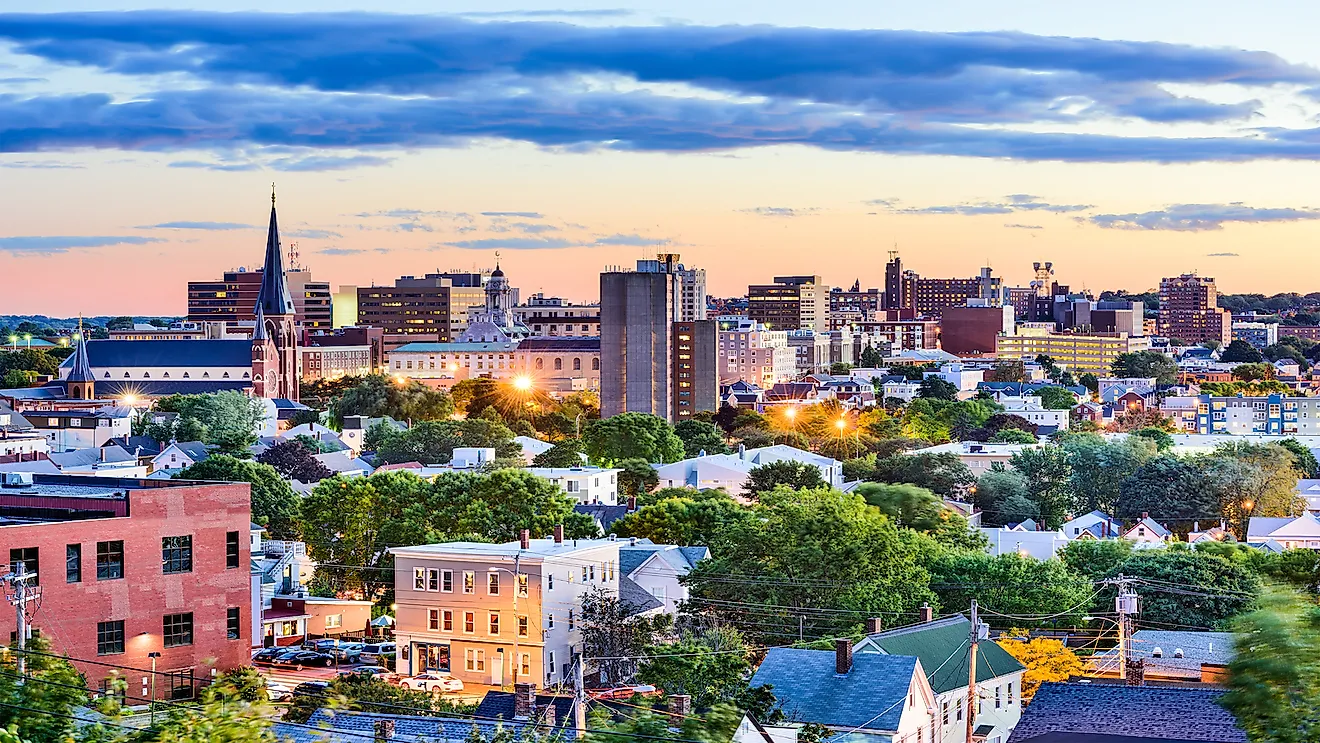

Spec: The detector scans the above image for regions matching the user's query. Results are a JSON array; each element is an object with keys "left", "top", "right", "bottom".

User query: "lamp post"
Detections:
[
  {"left": 147, "top": 651, "right": 161, "bottom": 725},
  {"left": 1241, "top": 499, "right": 1255, "bottom": 541}
]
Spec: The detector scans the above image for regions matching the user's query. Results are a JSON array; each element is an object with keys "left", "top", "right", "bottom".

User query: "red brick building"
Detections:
[{"left": 0, "top": 474, "right": 252, "bottom": 699}]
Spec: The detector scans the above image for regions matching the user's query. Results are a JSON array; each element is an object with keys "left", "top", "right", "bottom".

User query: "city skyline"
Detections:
[{"left": 9, "top": 2, "right": 1320, "bottom": 313}]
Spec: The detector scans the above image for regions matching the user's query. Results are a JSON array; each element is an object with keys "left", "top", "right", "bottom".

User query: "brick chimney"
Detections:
[
  {"left": 374, "top": 719, "right": 395, "bottom": 742},
  {"left": 627, "top": 495, "right": 637, "bottom": 512},
  {"left": 919, "top": 603, "right": 934, "bottom": 623},
  {"left": 513, "top": 682, "right": 536, "bottom": 719},
  {"left": 1125, "top": 658, "right": 1146, "bottom": 686},
  {"left": 865, "top": 617, "right": 882, "bottom": 635},
  {"left": 553, "top": 524, "right": 564, "bottom": 544},
  {"left": 669, "top": 694, "right": 692, "bottom": 723},
  {"left": 540, "top": 701, "right": 557, "bottom": 729},
  {"left": 520, "top": 529, "right": 530, "bottom": 550},
  {"left": 834, "top": 638, "right": 852, "bottom": 675},
  {"left": 1142, "top": 512, "right": 1149, "bottom": 521}
]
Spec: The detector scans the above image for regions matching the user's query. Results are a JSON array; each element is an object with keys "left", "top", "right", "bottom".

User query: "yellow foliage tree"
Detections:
[{"left": 997, "top": 631, "right": 1086, "bottom": 701}]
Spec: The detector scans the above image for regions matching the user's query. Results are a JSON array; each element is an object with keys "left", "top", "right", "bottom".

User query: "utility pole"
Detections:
[
  {"left": 574, "top": 656, "right": 587, "bottom": 740},
  {"left": 511, "top": 551, "right": 521, "bottom": 689},
  {"left": 966, "top": 600, "right": 979, "bottom": 743},
  {"left": 1113, "top": 575, "right": 1139, "bottom": 684},
  {"left": 3, "top": 563, "right": 38, "bottom": 678},
  {"left": 798, "top": 615, "right": 804, "bottom": 643}
]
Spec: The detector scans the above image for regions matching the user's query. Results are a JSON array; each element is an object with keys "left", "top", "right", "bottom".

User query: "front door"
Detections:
[{"left": 490, "top": 651, "right": 504, "bottom": 686}]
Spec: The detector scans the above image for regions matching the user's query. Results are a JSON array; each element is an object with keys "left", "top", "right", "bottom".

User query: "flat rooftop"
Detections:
[
  {"left": 2, "top": 474, "right": 217, "bottom": 497},
  {"left": 391, "top": 537, "right": 621, "bottom": 560}
]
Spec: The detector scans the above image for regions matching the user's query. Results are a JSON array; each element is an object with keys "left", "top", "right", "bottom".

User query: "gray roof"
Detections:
[
  {"left": 474, "top": 691, "right": 574, "bottom": 730},
  {"left": 618, "top": 575, "right": 664, "bottom": 616},
  {"left": 167, "top": 441, "right": 211, "bottom": 462},
  {"left": 620, "top": 543, "right": 710, "bottom": 578},
  {"left": 1093, "top": 631, "right": 1234, "bottom": 677},
  {"left": 271, "top": 709, "right": 546, "bottom": 743},
  {"left": 573, "top": 504, "right": 629, "bottom": 532},
  {"left": 1007, "top": 683, "right": 1246, "bottom": 743},
  {"left": 749, "top": 648, "right": 917, "bottom": 733},
  {"left": 48, "top": 444, "right": 136, "bottom": 468},
  {"left": 0, "top": 401, "right": 33, "bottom": 432}
]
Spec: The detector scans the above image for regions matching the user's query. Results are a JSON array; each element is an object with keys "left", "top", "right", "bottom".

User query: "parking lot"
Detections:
[{"left": 254, "top": 648, "right": 497, "bottom": 703}]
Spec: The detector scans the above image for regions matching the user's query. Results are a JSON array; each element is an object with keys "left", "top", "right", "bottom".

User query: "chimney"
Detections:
[
  {"left": 541, "top": 701, "right": 557, "bottom": 728},
  {"left": 374, "top": 719, "right": 395, "bottom": 742},
  {"left": 520, "top": 529, "right": 530, "bottom": 550},
  {"left": 553, "top": 524, "right": 564, "bottom": 544},
  {"left": 100, "top": 447, "right": 107, "bottom": 463},
  {"left": 834, "top": 638, "right": 853, "bottom": 675},
  {"left": 1193, "top": 521, "right": 1199, "bottom": 533},
  {"left": 513, "top": 682, "right": 536, "bottom": 720},
  {"left": 865, "top": 617, "right": 882, "bottom": 635},
  {"left": 1125, "top": 658, "right": 1145, "bottom": 686},
  {"left": 669, "top": 694, "right": 691, "bottom": 723},
  {"left": 738, "top": 443, "right": 747, "bottom": 460},
  {"left": 919, "top": 603, "right": 934, "bottom": 623},
  {"left": 627, "top": 495, "right": 637, "bottom": 512}
]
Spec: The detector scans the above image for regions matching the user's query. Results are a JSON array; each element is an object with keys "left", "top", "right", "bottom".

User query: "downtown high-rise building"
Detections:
[
  {"left": 1158, "top": 274, "right": 1232, "bottom": 345},
  {"left": 747, "top": 275, "right": 830, "bottom": 331}
]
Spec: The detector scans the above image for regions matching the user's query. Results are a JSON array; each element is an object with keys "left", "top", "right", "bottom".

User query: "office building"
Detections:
[
  {"left": 513, "top": 295, "right": 600, "bottom": 337},
  {"left": 302, "top": 326, "right": 386, "bottom": 376},
  {"left": 856, "top": 317, "right": 940, "bottom": 351},
  {"left": 940, "top": 303, "right": 1015, "bottom": 356},
  {"left": 882, "top": 255, "right": 1005, "bottom": 318},
  {"left": 716, "top": 318, "right": 794, "bottom": 388},
  {"left": 331, "top": 285, "right": 358, "bottom": 328},
  {"left": 829, "top": 281, "right": 881, "bottom": 329},
  {"left": 748, "top": 276, "right": 830, "bottom": 332},
  {"left": 0, "top": 473, "right": 251, "bottom": 698},
  {"left": 1158, "top": 274, "right": 1232, "bottom": 345},
  {"left": 1232, "top": 321, "right": 1280, "bottom": 349},
  {"left": 996, "top": 326, "right": 1151, "bottom": 374},
  {"left": 600, "top": 261, "right": 677, "bottom": 418},
  {"left": 188, "top": 267, "right": 331, "bottom": 329},
  {"left": 672, "top": 320, "right": 718, "bottom": 420},
  {"left": 356, "top": 274, "right": 488, "bottom": 341}
]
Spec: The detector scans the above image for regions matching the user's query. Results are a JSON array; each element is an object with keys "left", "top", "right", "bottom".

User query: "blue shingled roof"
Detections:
[
  {"left": 272, "top": 709, "right": 542, "bottom": 743},
  {"left": 59, "top": 340, "right": 252, "bottom": 369},
  {"left": 1008, "top": 683, "right": 1245, "bottom": 743},
  {"left": 749, "top": 648, "right": 917, "bottom": 732}
]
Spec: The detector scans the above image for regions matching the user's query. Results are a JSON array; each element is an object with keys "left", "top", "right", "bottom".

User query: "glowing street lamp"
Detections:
[
  {"left": 122, "top": 394, "right": 139, "bottom": 407},
  {"left": 835, "top": 418, "right": 847, "bottom": 432},
  {"left": 512, "top": 375, "right": 533, "bottom": 392},
  {"left": 784, "top": 407, "right": 797, "bottom": 422}
]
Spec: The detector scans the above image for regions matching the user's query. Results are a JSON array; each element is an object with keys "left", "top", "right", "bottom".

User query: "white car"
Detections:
[
  {"left": 265, "top": 680, "right": 294, "bottom": 703},
  {"left": 400, "top": 673, "right": 464, "bottom": 694}
]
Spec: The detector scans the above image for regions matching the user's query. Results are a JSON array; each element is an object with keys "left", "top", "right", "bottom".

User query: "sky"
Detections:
[{"left": 6, "top": 2, "right": 1320, "bottom": 314}]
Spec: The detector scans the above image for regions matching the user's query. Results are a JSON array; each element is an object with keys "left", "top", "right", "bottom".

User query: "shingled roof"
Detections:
[
  {"left": 1007, "top": 683, "right": 1246, "bottom": 743},
  {"left": 749, "top": 648, "right": 918, "bottom": 733},
  {"left": 855, "top": 615, "right": 1024, "bottom": 694}
]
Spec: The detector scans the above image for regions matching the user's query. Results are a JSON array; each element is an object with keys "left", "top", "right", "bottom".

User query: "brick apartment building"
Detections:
[
  {"left": 187, "top": 267, "right": 332, "bottom": 329},
  {"left": 0, "top": 473, "right": 252, "bottom": 699},
  {"left": 1158, "top": 274, "right": 1232, "bottom": 345}
]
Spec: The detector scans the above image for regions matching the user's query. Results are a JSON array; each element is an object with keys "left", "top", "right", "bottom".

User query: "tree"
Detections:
[
  {"left": 1034, "top": 386, "right": 1076, "bottom": 411},
  {"left": 1078, "top": 372, "right": 1099, "bottom": 394},
  {"left": 638, "top": 625, "right": 751, "bottom": 709},
  {"left": 871, "top": 451, "right": 975, "bottom": 496},
  {"left": 532, "top": 439, "right": 588, "bottom": 467},
  {"left": 997, "top": 634, "right": 1085, "bottom": 701},
  {"left": 1109, "top": 351, "right": 1178, "bottom": 384},
  {"left": 929, "top": 553, "right": 1093, "bottom": 624},
  {"left": 1115, "top": 455, "right": 1216, "bottom": 525},
  {"left": 674, "top": 420, "right": 730, "bottom": 458},
  {"left": 1232, "top": 362, "right": 1275, "bottom": 381},
  {"left": 1107, "top": 407, "right": 1175, "bottom": 433},
  {"left": 373, "top": 420, "right": 461, "bottom": 465},
  {"left": 0, "top": 369, "right": 32, "bottom": 388},
  {"left": 1121, "top": 550, "right": 1263, "bottom": 628},
  {"left": 256, "top": 439, "right": 333, "bottom": 483},
  {"left": 156, "top": 391, "right": 265, "bottom": 453},
  {"left": 0, "top": 349, "right": 59, "bottom": 378},
  {"left": 989, "top": 429, "right": 1037, "bottom": 444},
  {"left": 974, "top": 469, "right": 1031, "bottom": 526},
  {"left": 856, "top": 482, "right": 983, "bottom": 550},
  {"left": 742, "top": 460, "right": 825, "bottom": 497},
  {"left": 583, "top": 413, "right": 685, "bottom": 465},
  {"left": 686, "top": 488, "right": 935, "bottom": 642},
  {"left": 617, "top": 458, "right": 660, "bottom": 497},
  {"left": 105, "top": 316, "right": 135, "bottom": 330},
  {"left": 1130, "top": 427, "right": 1173, "bottom": 452},
  {"left": 285, "top": 674, "right": 473, "bottom": 723},
  {"left": 300, "top": 471, "right": 428, "bottom": 596},
  {"left": 917, "top": 376, "right": 960, "bottom": 401},
  {"left": 0, "top": 636, "right": 87, "bottom": 743},
  {"left": 423, "top": 469, "right": 597, "bottom": 543},
  {"left": 176, "top": 455, "right": 300, "bottom": 538},
  {"left": 1221, "top": 589, "right": 1320, "bottom": 743},
  {"left": 580, "top": 585, "right": 673, "bottom": 683},
  {"left": 1062, "top": 434, "right": 1157, "bottom": 515},
  {"left": 1220, "top": 339, "right": 1265, "bottom": 363},
  {"left": 859, "top": 345, "right": 884, "bottom": 368},
  {"left": 1201, "top": 442, "right": 1304, "bottom": 534},
  {"left": 1058, "top": 538, "right": 1133, "bottom": 582},
  {"left": 288, "top": 408, "right": 321, "bottom": 428},
  {"left": 330, "top": 374, "right": 454, "bottom": 424},
  {"left": 829, "top": 362, "right": 853, "bottom": 375},
  {"left": 613, "top": 490, "right": 754, "bottom": 552},
  {"left": 1009, "top": 446, "right": 1073, "bottom": 528},
  {"left": 1278, "top": 438, "right": 1320, "bottom": 478}
]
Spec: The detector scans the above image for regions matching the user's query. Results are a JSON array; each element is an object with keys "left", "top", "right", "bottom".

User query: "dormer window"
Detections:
[{"left": 182, "top": 372, "right": 190, "bottom": 378}]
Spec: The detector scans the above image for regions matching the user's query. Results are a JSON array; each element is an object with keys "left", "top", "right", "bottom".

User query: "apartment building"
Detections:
[
  {"left": 748, "top": 276, "right": 830, "bottom": 332},
  {"left": 188, "top": 267, "right": 332, "bottom": 329},
  {"left": 829, "top": 283, "right": 881, "bottom": 329},
  {"left": 524, "top": 467, "right": 620, "bottom": 505},
  {"left": 513, "top": 295, "right": 600, "bottom": 337},
  {"left": 1158, "top": 274, "right": 1232, "bottom": 345},
  {"left": 672, "top": 320, "right": 718, "bottom": 421},
  {"left": 717, "top": 318, "right": 795, "bottom": 388},
  {"left": 390, "top": 530, "right": 621, "bottom": 688},
  {"left": 0, "top": 473, "right": 252, "bottom": 698},
  {"left": 1191, "top": 394, "right": 1320, "bottom": 435},
  {"left": 995, "top": 325, "right": 1151, "bottom": 374},
  {"left": 357, "top": 274, "right": 487, "bottom": 341}
]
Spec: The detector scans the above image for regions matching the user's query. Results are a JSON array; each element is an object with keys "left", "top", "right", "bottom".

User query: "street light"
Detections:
[
  {"left": 512, "top": 375, "right": 533, "bottom": 392},
  {"left": 147, "top": 651, "right": 161, "bottom": 726},
  {"left": 1240, "top": 499, "right": 1256, "bottom": 540}
]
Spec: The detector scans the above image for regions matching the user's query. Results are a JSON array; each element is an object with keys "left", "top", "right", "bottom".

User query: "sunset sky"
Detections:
[{"left": 7, "top": 1, "right": 1320, "bottom": 314}]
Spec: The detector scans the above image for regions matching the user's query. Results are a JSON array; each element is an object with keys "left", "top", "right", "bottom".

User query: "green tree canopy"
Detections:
[
  {"left": 1119, "top": 550, "right": 1262, "bottom": 628},
  {"left": 155, "top": 390, "right": 265, "bottom": 453},
  {"left": 1222, "top": 589, "right": 1320, "bottom": 743},
  {"left": 918, "top": 376, "right": 960, "bottom": 401},
  {"left": 928, "top": 553, "right": 1094, "bottom": 625},
  {"left": 674, "top": 419, "right": 730, "bottom": 458},
  {"left": 1115, "top": 455, "right": 1216, "bottom": 525},
  {"left": 330, "top": 374, "right": 455, "bottom": 424},
  {"left": 1130, "top": 427, "right": 1174, "bottom": 452},
  {"left": 637, "top": 625, "right": 751, "bottom": 710},
  {"left": 974, "top": 469, "right": 1031, "bottom": 526},
  {"left": 1109, "top": 350, "right": 1178, "bottom": 384},
  {"left": 256, "top": 439, "right": 333, "bottom": 483},
  {"left": 742, "top": 460, "right": 825, "bottom": 497},
  {"left": 583, "top": 413, "right": 685, "bottom": 465},
  {"left": 1009, "top": 445, "right": 1073, "bottom": 528},
  {"left": 1035, "top": 386, "right": 1078, "bottom": 410},
  {"left": 871, "top": 451, "right": 975, "bottom": 496},
  {"left": 613, "top": 490, "right": 754, "bottom": 552},
  {"left": 531, "top": 438, "right": 588, "bottom": 467},
  {"left": 176, "top": 455, "right": 300, "bottom": 538},
  {"left": 0, "top": 636, "right": 87, "bottom": 743},
  {"left": 1220, "top": 339, "right": 1264, "bottom": 363}
]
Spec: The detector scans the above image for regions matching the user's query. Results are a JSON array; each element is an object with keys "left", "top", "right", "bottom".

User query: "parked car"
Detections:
[
  {"left": 293, "top": 680, "right": 330, "bottom": 699},
  {"left": 398, "top": 673, "right": 464, "bottom": 694},
  {"left": 265, "top": 680, "right": 294, "bottom": 703},
  {"left": 334, "top": 642, "right": 365, "bottom": 662},
  {"left": 589, "top": 685, "right": 658, "bottom": 701},
  {"left": 252, "top": 648, "right": 286, "bottom": 665},
  {"left": 272, "top": 650, "right": 336, "bottom": 668},
  {"left": 359, "top": 642, "right": 396, "bottom": 663},
  {"left": 337, "top": 666, "right": 397, "bottom": 683}
]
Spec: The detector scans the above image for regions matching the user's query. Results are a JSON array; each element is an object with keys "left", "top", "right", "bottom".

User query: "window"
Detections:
[
  {"left": 227, "top": 608, "right": 242, "bottom": 639},
  {"left": 66, "top": 544, "right": 81, "bottom": 583},
  {"left": 589, "top": 565, "right": 595, "bottom": 581},
  {"left": 517, "top": 573, "right": 528, "bottom": 597},
  {"left": 581, "top": 566, "right": 588, "bottom": 581},
  {"left": 547, "top": 613, "right": 554, "bottom": 629},
  {"left": 427, "top": 568, "right": 441, "bottom": 592},
  {"left": 463, "top": 571, "right": 475, "bottom": 594},
  {"left": 9, "top": 548, "right": 37, "bottom": 586},
  {"left": 548, "top": 650, "right": 556, "bottom": 671},
  {"left": 97, "top": 621, "right": 124, "bottom": 655},
  {"left": 554, "top": 358, "right": 563, "bottom": 371},
  {"left": 166, "top": 670, "right": 195, "bottom": 700},
  {"left": 96, "top": 541, "right": 123, "bottom": 580},
  {"left": 441, "top": 570, "right": 453, "bottom": 592},
  {"left": 325, "top": 613, "right": 342, "bottom": 630},
  {"left": 573, "top": 358, "right": 581, "bottom": 371},
  {"left": 163, "top": 613, "right": 193, "bottom": 648},
  {"left": 414, "top": 567, "right": 426, "bottom": 591},
  {"left": 162, "top": 536, "right": 193, "bottom": 574},
  {"left": 465, "top": 648, "right": 486, "bottom": 671},
  {"left": 650, "top": 586, "right": 667, "bottom": 601},
  {"left": 429, "top": 609, "right": 440, "bottom": 631},
  {"left": 547, "top": 574, "right": 554, "bottom": 590},
  {"left": 941, "top": 701, "right": 949, "bottom": 726},
  {"left": 442, "top": 610, "right": 453, "bottom": 632},
  {"left": 518, "top": 616, "right": 529, "bottom": 637},
  {"left": 464, "top": 611, "right": 475, "bottom": 633},
  {"left": 568, "top": 610, "right": 575, "bottom": 630},
  {"left": 226, "top": 531, "right": 240, "bottom": 569},
  {"left": 488, "top": 572, "right": 500, "bottom": 595},
  {"left": 489, "top": 612, "right": 500, "bottom": 635},
  {"left": 995, "top": 685, "right": 1001, "bottom": 709},
  {"left": 1007, "top": 681, "right": 1014, "bottom": 705},
  {"left": 520, "top": 653, "right": 531, "bottom": 677},
  {"left": 956, "top": 698, "right": 963, "bottom": 721}
]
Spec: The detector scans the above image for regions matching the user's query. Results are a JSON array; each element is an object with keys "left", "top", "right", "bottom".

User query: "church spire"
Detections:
[
  {"left": 256, "top": 183, "right": 296, "bottom": 317},
  {"left": 67, "top": 317, "right": 94, "bottom": 383}
]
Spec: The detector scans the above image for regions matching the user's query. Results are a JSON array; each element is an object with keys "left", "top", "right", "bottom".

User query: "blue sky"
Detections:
[{"left": 5, "top": 2, "right": 1320, "bottom": 313}]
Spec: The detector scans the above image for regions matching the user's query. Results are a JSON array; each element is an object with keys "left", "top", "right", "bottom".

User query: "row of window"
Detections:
[
  {"left": 413, "top": 568, "right": 529, "bottom": 596},
  {"left": 426, "top": 609, "right": 532, "bottom": 638},
  {"left": 12, "top": 532, "right": 241, "bottom": 585}
]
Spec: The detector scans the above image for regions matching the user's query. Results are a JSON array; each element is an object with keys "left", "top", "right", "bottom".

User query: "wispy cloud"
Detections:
[
  {"left": 318, "top": 247, "right": 387, "bottom": 256},
  {"left": 592, "top": 233, "right": 670, "bottom": 246},
  {"left": 169, "top": 160, "right": 260, "bottom": 172},
  {"left": 739, "top": 207, "right": 818, "bottom": 217},
  {"left": 0, "top": 77, "right": 45, "bottom": 84},
  {"left": 285, "top": 228, "right": 342, "bottom": 239},
  {"left": 139, "top": 221, "right": 254, "bottom": 230},
  {"left": 1206, "top": 252, "right": 1240, "bottom": 257},
  {"left": 0, "top": 235, "right": 164, "bottom": 254},
  {"left": 355, "top": 209, "right": 472, "bottom": 220},
  {"left": 481, "top": 212, "right": 545, "bottom": 219},
  {"left": 876, "top": 194, "right": 1093, "bottom": 216},
  {"left": 1089, "top": 203, "right": 1320, "bottom": 231},
  {"left": 1005, "top": 223, "right": 1044, "bottom": 230},
  {"left": 444, "top": 237, "right": 577, "bottom": 250},
  {"left": 268, "top": 154, "right": 393, "bottom": 171},
  {"left": 0, "top": 160, "right": 84, "bottom": 169}
]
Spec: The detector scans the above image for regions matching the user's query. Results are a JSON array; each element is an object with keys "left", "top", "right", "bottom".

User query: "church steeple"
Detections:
[
  {"left": 66, "top": 318, "right": 95, "bottom": 400},
  {"left": 256, "top": 184, "right": 295, "bottom": 317}
]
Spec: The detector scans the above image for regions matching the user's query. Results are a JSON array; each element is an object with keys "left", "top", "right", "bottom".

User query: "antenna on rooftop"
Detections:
[{"left": 288, "top": 241, "right": 300, "bottom": 271}]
